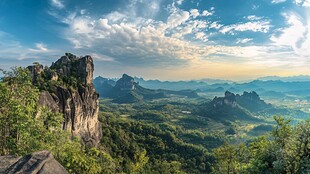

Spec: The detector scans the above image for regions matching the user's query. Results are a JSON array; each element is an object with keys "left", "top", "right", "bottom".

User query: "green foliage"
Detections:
[
  {"left": 100, "top": 113, "right": 214, "bottom": 173},
  {"left": 0, "top": 67, "right": 40, "bottom": 155},
  {"left": 211, "top": 143, "right": 247, "bottom": 174},
  {"left": 0, "top": 67, "right": 110, "bottom": 174},
  {"left": 212, "top": 116, "right": 310, "bottom": 174},
  {"left": 132, "top": 110, "right": 169, "bottom": 122}
]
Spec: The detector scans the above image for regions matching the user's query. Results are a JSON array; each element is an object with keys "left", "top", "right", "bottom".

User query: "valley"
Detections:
[
  {"left": 1, "top": 53, "right": 310, "bottom": 173},
  {"left": 93, "top": 73, "right": 310, "bottom": 173}
]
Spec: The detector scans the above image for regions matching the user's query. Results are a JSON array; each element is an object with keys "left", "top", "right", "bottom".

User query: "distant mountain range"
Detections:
[
  {"left": 94, "top": 74, "right": 200, "bottom": 103},
  {"left": 94, "top": 75, "right": 310, "bottom": 100},
  {"left": 93, "top": 74, "right": 310, "bottom": 120},
  {"left": 257, "top": 75, "right": 310, "bottom": 82}
]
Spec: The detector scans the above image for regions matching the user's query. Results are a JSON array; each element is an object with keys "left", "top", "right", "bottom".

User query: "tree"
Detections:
[
  {"left": 212, "top": 142, "right": 240, "bottom": 174},
  {"left": 0, "top": 67, "right": 109, "bottom": 174},
  {"left": 0, "top": 67, "right": 39, "bottom": 155}
]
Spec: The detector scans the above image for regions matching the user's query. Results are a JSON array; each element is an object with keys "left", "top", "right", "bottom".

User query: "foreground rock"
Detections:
[
  {"left": 0, "top": 151, "right": 68, "bottom": 174},
  {"left": 28, "top": 53, "right": 102, "bottom": 146}
]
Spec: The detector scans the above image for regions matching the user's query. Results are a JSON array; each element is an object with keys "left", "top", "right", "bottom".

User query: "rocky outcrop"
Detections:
[
  {"left": 212, "top": 91, "right": 271, "bottom": 111},
  {"left": 235, "top": 91, "right": 272, "bottom": 112},
  {"left": 0, "top": 151, "right": 68, "bottom": 174},
  {"left": 115, "top": 74, "right": 137, "bottom": 91},
  {"left": 202, "top": 91, "right": 258, "bottom": 121},
  {"left": 94, "top": 73, "right": 199, "bottom": 103},
  {"left": 212, "top": 91, "right": 237, "bottom": 108},
  {"left": 51, "top": 53, "right": 94, "bottom": 85},
  {"left": 28, "top": 53, "right": 102, "bottom": 146}
]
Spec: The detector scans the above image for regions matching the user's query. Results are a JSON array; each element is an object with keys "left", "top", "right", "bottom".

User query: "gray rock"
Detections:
[
  {"left": 0, "top": 151, "right": 68, "bottom": 174},
  {"left": 30, "top": 54, "right": 102, "bottom": 146}
]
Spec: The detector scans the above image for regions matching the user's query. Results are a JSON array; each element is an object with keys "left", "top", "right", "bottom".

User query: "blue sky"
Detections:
[{"left": 0, "top": 0, "right": 310, "bottom": 80}]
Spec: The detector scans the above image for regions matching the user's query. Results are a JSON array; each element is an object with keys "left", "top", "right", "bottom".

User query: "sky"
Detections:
[{"left": 0, "top": 0, "right": 310, "bottom": 81}]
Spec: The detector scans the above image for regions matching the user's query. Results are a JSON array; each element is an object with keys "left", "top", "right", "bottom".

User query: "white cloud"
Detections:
[
  {"left": 80, "top": 9, "right": 86, "bottom": 15},
  {"left": 202, "top": 10, "right": 213, "bottom": 16},
  {"left": 61, "top": 13, "right": 290, "bottom": 67},
  {"left": 0, "top": 36, "right": 59, "bottom": 62},
  {"left": 270, "top": 13, "right": 310, "bottom": 57},
  {"left": 71, "top": 17, "right": 94, "bottom": 34},
  {"left": 209, "top": 22, "right": 223, "bottom": 29},
  {"left": 271, "top": 0, "right": 286, "bottom": 3},
  {"left": 294, "top": 0, "right": 310, "bottom": 7},
  {"left": 50, "top": 0, "right": 64, "bottom": 9},
  {"left": 190, "top": 9, "right": 200, "bottom": 18},
  {"left": 236, "top": 38, "right": 253, "bottom": 44},
  {"left": 29, "top": 43, "right": 49, "bottom": 52},
  {"left": 246, "top": 15, "right": 263, "bottom": 21},
  {"left": 171, "top": 20, "right": 208, "bottom": 39},
  {"left": 91, "top": 53, "right": 115, "bottom": 62},
  {"left": 195, "top": 32, "right": 208, "bottom": 42},
  {"left": 220, "top": 20, "right": 271, "bottom": 34},
  {"left": 167, "top": 10, "right": 190, "bottom": 28},
  {"left": 176, "top": 0, "right": 184, "bottom": 5},
  {"left": 46, "top": 0, "right": 310, "bottom": 70}
]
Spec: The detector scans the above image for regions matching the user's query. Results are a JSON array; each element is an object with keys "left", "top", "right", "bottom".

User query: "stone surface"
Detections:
[
  {"left": 115, "top": 74, "right": 137, "bottom": 91},
  {"left": 29, "top": 53, "right": 102, "bottom": 146},
  {"left": 0, "top": 151, "right": 68, "bottom": 174}
]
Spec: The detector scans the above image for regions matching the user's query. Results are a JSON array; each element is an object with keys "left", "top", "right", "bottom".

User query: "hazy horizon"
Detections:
[
  {"left": 94, "top": 73, "right": 310, "bottom": 82},
  {"left": 1, "top": 0, "right": 310, "bottom": 80}
]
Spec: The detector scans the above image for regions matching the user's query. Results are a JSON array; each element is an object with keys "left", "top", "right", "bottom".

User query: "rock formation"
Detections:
[
  {"left": 203, "top": 91, "right": 257, "bottom": 121},
  {"left": 28, "top": 53, "right": 102, "bottom": 146},
  {"left": 235, "top": 91, "right": 272, "bottom": 112},
  {"left": 212, "top": 91, "right": 271, "bottom": 111},
  {"left": 114, "top": 74, "right": 137, "bottom": 91},
  {"left": 94, "top": 73, "right": 199, "bottom": 103},
  {"left": 212, "top": 91, "right": 237, "bottom": 108},
  {"left": 0, "top": 151, "right": 68, "bottom": 174}
]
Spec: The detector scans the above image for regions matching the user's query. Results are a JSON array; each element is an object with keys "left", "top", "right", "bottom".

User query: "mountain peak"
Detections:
[
  {"left": 28, "top": 53, "right": 101, "bottom": 146},
  {"left": 115, "top": 74, "right": 137, "bottom": 91},
  {"left": 50, "top": 53, "right": 94, "bottom": 85},
  {"left": 122, "top": 73, "right": 130, "bottom": 78}
]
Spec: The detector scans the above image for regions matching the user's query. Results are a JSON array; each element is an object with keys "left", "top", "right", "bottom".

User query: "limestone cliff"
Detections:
[{"left": 28, "top": 53, "right": 102, "bottom": 146}]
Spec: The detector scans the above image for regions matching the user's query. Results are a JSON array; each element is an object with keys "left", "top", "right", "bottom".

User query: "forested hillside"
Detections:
[{"left": 1, "top": 55, "right": 310, "bottom": 173}]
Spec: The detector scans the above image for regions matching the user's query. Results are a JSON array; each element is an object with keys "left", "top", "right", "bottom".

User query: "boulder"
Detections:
[{"left": 0, "top": 151, "right": 68, "bottom": 174}]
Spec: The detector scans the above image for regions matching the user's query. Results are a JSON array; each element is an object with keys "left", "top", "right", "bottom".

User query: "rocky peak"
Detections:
[
  {"left": 224, "top": 91, "right": 236, "bottom": 101},
  {"left": 239, "top": 91, "right": 260, "bottom": 101},
  {"left": 27, "top": 63, "right": 44, "bottom": 84},
  {"left": 51, "top": 53, "right": 94, "bottom": 85},
  {"left": 93, "top": 76, "right": 116, "bottom": 86},
  {"left": 235, "top": 91, "right": 271, "bottom": 112},
  {"left": 212, "top": 91, "right": 237, "bottom": 108},
  {"left": 30, "top": 53, "right": 101, "bottom": 146},
  {"left": 115, "top": 74, "right": 138, "bottom": 91}
]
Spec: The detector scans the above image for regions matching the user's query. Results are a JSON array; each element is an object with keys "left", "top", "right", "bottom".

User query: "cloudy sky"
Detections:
[{"left": 0, "top": 0, "right": 310, "bottom": 80}]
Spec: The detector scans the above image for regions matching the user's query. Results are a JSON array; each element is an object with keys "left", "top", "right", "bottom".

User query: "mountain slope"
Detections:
[
  {"left": 198, "top": 91, "right": 259, "bottom": 121},
  {"left": 94, "top": 74, "right": 200, "bottom": 103}
]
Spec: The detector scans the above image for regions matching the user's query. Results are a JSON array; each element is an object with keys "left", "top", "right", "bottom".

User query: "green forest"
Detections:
[{"left": 1, "top": 67, "right": 310, "bottom": 173}]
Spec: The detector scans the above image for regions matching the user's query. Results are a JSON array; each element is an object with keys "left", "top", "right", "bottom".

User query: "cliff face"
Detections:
[
  {"left": 114, "top": 74, "right": 137, "bottom": 91},
  {"left": 235, "top": 91, "right": 272, "bottom": 112},
  {"left": 212, "top": 91, "right": 237, "bottom": 108},
  {"left": 29, "top": 53, "right": 101, "bottom": 146}
]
